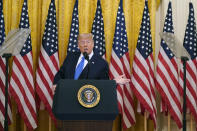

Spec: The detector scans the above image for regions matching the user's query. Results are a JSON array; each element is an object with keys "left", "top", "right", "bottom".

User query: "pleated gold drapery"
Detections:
[{"left": 2, "top": 0, "right": 157, "bottom": 130}]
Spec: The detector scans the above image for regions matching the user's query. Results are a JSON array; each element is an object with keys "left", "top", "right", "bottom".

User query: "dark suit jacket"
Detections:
[{"left": 53, "top": 52, "right": 109, "bottom": 84}]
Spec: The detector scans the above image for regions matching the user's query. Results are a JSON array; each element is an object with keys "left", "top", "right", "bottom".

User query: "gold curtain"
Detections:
[{"left": 3, "top": 0, "right": 157, "bottom": 130}]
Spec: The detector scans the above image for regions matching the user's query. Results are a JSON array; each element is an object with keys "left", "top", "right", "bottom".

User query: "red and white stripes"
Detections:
[
  {"left": 36, "top": 45, "right": 59, "bottom": 122},
  {"left": 131, "top": 49, "right": 157, "bottom": 128},
  {"left": 0, "top": 57, "right": 12, "bottom": 128},
  {"left": 9, "top": 53, "right": 37, "bottom": 129},
  {"left": 179, "top": 58, "right": 197, "bottom": 123},
  {"left": 156, "top": 47, "right": 182, "bottom": 128},
  {"left": 109, "top": 49, "right": 135, "bottom": 129}
]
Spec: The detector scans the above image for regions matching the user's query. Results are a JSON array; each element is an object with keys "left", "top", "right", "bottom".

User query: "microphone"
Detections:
[{"left": 83, "top": 52, "right": 89, "bottom": 62}]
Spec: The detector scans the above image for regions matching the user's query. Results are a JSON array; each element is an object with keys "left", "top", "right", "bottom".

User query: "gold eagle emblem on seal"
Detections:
[{"left": 77, "top": 84, "right": 100, "bottom": 108}]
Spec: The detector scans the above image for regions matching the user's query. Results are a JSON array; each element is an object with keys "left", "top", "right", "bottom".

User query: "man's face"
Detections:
[{"left": 78, "top": 35, "right": 94, "bottom": 55}]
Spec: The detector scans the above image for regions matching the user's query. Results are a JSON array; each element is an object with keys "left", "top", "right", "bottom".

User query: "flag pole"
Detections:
[
  {"left": 49, "top": 116, "right": 51, "bottom": 131},
  {"left": 190, "top": 114, "right": 193, "bottom": 131},
  {"left": 144, "top": 111, "right": 147, "bottom": 131},
  {"left": 24, "top": 123, "right": 26, "bottom": 131},
  {"left": 168, "top": 112, "right": 171, "bottom": 131}
]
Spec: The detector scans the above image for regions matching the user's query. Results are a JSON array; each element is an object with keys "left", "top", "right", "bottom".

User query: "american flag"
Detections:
[
  {"left": 91, "top": 0, "right": 105, "bottom": 57},
  {"left": 9, "top": 0, "right": 37, "bottom": 129},
  {"left": 109, "top": 0, "right": 135, "bottom": 129},
  {"left": 179, "top": 2, "right": 197, "bottom": 124},
  {"left": 67, "top": 0, "right": 79, "bottom": 53},
  {"left": 36, "top": 0, "right": 59, "bottom": 123},
  {"left": 0, "top": 0, "right": 12, "bottom": 129},
  {"left": 131, "top": 0, "right": 157, "bottom": 128},
  {"left": 155, "top": 2, "right": 182, "bottom": 128}
]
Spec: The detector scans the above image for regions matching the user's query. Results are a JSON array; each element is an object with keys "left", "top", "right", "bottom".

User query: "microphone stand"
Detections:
[
  {"left": 181, "top": 56, "right": 189, "bottom": 131},
  {"left": 87, "top": 60, "right": 90, "bottom": 79},
  {"left": 159, "top": 32, "right": 191, "bottom": 131},
  {"left": 0, "top": 28, "right": 30, "bottom": 131},
  {"left": 3, "top": 53, "right": 12, "bottom": 131}
]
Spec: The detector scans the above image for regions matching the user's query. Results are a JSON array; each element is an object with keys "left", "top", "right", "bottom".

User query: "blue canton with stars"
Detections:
[
  {"left": 19, "top": 0, "right": 32, "bottom": 56},
  {"left": 0, "top": 0, "right": 5, "bottom": 46},
  {"left": 67, "top": 0, "right": 79, "bottom": 53},
  {"left": 183, "top": 3, "right": 197, "bottom": 60},
  {"left": 91, "top": 0, "right": 105, "bottom": 56},
  {"left": 42, "top": 0, "right": 58, "bottom": 56},
  {"left": 137, "top": 1, "right": 153, "bottom": 59},
  {"left": 161, "top": 2, "right": 175, "bottom": 59},
  {"left": 112, "top": 0, "right": 128, "bottom": 58}
]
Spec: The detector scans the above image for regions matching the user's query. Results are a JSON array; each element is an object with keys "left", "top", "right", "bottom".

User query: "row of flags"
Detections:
[
  {"left": 156, "top": 2, "right": 197, "bottom": 129},
  {"left": 0, "top": 0, "right": 197, "bottom": 130},
  {"left": 0, "top": 0, "right": 58, "bottom": 129}
]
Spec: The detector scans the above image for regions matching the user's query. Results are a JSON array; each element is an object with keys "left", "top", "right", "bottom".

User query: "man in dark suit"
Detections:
[
  {"left": 53, "top": 33, "right": 130, "bottom": 131},
  {"left": 53, "top": 33, "right": 109, "bottom": 85},
  {"left": 53, "top": 33, "right": 129, "bottom": 91}
]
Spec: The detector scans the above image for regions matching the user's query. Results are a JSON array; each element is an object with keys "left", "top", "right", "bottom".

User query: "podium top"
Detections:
[{"left": 52, "top": 79, "right": 118, "bottom": 120}]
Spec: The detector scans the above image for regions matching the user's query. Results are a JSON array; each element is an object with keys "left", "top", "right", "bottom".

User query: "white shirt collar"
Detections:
[
  {"left": 76, "top": 51, "right": 94, "bottom": 69},
  {"left": 79, "top": 51, "right": 94, "bottom": 60}
]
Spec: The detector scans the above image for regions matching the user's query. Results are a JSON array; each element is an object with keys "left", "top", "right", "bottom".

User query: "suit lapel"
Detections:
[{"left": 79, "top": 54, "right": 97, "bottom": 79}]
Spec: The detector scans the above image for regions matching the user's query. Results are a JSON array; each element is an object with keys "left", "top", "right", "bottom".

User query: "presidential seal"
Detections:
[{"left": 77, "top": 85, "right": 100, "bottom": 108}]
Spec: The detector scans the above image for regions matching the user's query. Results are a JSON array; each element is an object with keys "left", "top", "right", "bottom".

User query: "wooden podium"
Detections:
[
  {"left": 52, "top": 79, "right": 118, "bottom": 131},
  {"left": 56, "top": 120, "right": 113, "bottom": 131}
]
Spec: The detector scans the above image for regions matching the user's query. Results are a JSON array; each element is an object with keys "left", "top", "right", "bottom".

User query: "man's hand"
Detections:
[
  {"left": 52, "top": 85, "right": 57, "bottom": 95},
  {"left": 114, "top": 74, "right": 130, "bottom": 85}
]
